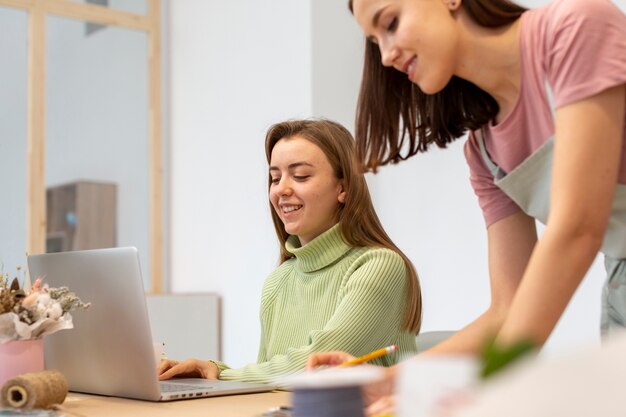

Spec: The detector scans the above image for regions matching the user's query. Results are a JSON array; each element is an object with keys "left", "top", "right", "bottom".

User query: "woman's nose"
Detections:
[
  {"left": 380, "top": 41, "right": 400, "bottom": 67},
  {"left": 274, "top": 178, "right": 293, "bottom": 196}
]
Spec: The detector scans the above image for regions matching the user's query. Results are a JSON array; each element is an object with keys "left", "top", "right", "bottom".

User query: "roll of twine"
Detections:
[
  {"left": 292, "top": 385, "right": 365, "bottom": 417},
  {"left": 1, "top": 370, "right": 68, "bottom": 409}
]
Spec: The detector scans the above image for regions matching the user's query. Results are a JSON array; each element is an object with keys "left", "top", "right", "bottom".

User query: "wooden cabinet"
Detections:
[{"left": 46, "top": 181, "right": 116, "bottom": 252}]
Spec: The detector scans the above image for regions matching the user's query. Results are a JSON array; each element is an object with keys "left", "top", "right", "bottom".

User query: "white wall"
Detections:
[
  {"left": 0, "top": 8, "right": 28, "bottom": 276},
  {"left": 170, "top": 0, "right": 626, "bottom": 366},
  {"left": 311, "top": 0, "right": 363, "bottom": 128},
  {"left": 170, "top": 0, "right": 314, "bottom": 366}
]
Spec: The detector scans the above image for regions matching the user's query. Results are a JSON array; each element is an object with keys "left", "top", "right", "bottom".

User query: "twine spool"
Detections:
[
  {"left": 284, "top": 366, "right": 383, "bottom": 417},
  {"left": 0, "top": 370, "right": 68, "bottom": 409},
  {"left": 292, "top": 385, "right": 364, "bottom": 417}
]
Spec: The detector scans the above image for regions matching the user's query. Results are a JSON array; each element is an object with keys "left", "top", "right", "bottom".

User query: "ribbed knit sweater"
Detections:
[{"left": 215, "top": 224, "right": 418, "bottom": 383}]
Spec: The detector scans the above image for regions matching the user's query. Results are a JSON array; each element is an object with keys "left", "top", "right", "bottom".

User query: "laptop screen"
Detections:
[
  {"left": 28, "top": 247, "right": 275, "bottom": 401},
  {"left": 29, "top": 247, "right": 163, "bottom": 400}
]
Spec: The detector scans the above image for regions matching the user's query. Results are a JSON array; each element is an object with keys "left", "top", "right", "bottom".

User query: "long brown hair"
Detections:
[
  {"left": 349, "top": 0, "right": 527, "bottom": 171},
  {"left": 265, "top": 119, "right": 422, "bottom": 333}
]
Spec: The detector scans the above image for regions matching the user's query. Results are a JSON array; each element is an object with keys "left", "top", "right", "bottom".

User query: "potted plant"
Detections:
[{"left": 0, "top": 268, "right": 89, "bottom": 386}]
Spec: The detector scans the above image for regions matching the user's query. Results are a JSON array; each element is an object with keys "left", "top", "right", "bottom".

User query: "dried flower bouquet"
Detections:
[{"left": 0, "top": 269, "right": 89, "bottom": 343}]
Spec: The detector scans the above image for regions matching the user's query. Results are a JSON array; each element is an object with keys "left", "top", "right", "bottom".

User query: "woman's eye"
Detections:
[
  {"left": 294, "top": 175, "right": 310, "bottom": 181},
  {"left": 270, "top": 178, "right": 280, "bottom": 184},
  {"left": 386, "top": 17, "right": 398, "bottom": 32}
]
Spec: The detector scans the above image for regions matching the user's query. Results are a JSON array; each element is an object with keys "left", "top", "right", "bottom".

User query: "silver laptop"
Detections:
[{"left": 28, "top": 247, "right": 275, "bottom": 401}]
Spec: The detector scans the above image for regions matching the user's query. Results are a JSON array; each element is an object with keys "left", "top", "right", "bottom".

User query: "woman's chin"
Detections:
[
  {"left": 416, "top": 83, "right": 444, "bottom": 95},
  {"left": 282, "top": 223, "right": 300, "bottom": 237},
  {"left": 413, "top": 75, "right": 451, "bottom": 95}
]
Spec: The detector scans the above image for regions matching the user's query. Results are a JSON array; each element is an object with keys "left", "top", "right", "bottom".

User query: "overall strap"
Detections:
[
  {"left": 476, "top": 80, "right": 555, "bottom": 182},
  {"left": 476, "top": 129, "right": 507, "bottom": 180}
]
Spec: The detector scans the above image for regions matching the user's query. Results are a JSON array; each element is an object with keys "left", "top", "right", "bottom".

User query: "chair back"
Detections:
[{"left": 416, "top": 330, "right": 455, "bottom": 353}]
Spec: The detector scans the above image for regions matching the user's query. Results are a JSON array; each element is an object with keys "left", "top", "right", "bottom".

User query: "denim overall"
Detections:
[{"left": 476, "top": 129, "right": 626, "bottom": 337}]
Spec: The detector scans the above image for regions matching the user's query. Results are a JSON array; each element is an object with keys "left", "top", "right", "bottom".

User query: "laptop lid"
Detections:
[{"left": 28, "top": 247, "right": 273, "bottom": 401}]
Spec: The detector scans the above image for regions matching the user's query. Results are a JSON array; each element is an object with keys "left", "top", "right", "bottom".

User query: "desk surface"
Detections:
[{"left": 63, "top": 391, "right": 290, "bottom": 417}]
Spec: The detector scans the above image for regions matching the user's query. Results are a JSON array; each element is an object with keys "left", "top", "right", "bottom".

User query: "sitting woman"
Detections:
[{"left": 158, "top": 119, "right": 421, "bottom": 383}]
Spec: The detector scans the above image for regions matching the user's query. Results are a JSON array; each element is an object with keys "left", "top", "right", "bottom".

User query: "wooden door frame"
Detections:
[{"left": 0, "top": 0, "right": 164, "bottom": 293}]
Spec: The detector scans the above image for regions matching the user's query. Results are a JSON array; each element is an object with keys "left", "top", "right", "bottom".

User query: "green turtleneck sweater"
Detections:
[{"left": 215, "top": 224, "right": 418, "bottom": 383}]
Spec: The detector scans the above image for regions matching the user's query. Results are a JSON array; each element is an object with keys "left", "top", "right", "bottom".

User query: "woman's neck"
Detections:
[{"left": 455, "top": 12, "right": 523, "bottom": 123}]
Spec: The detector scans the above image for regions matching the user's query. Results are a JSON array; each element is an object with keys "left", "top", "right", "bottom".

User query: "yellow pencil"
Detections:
[{"left": 338, "top": 345, "right": 397, "bottom": 367}]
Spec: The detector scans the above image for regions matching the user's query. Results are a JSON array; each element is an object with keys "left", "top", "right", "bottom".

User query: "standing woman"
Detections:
[
  {"left": 310, "top": 0, "right": 626, "bottom": 398},
  {"left": 159, "top": 119, "right": 421, "bottom": 383}
]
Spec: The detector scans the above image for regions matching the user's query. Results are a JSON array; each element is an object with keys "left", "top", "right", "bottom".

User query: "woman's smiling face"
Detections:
[
  {"left": 269, "top": 136, "right": 346, "bottom": 245},
  {"left": 352, "top": 0, "right": 461, "bottom": 94}
]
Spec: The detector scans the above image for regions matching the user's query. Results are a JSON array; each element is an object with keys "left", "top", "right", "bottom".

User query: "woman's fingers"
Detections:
[
  {"left": 361, "top": 367, "right": 396, "bottom": 406},
  {"left": 158, "top": 358, "right": 201, "bottom": 380},
  {"left": 305, "top": 352, "right": 397, "bottom": 413},
  {"left": 159, "top": 363, "right": 182, "bottom": 380},
  {"left": 159, "top": 360, "right": 191, "bottom": 380},
  {"left": 365, "top": 394, "right": 396, "bottom": 416},
  {"left": 306, "top": 351, "right": 355, "bottom": 369},
  {"left": 157, "top": 359, "right": 178, "bottom": 376},
  {"left": 158, "top": 358, "right": 219, "bottom": 381}
]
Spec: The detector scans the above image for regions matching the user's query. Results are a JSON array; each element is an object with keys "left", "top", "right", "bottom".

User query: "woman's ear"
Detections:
[
  {"left": 445, "top": 0, "right": 462, "bottom": 11},
  {"left": 338, "top": 182, "right": 346, "bottom": 204}
]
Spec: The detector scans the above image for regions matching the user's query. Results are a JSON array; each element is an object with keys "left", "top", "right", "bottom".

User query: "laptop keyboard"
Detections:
[{"left": 161, "top": 382, "right": 214, "bottom": 393}]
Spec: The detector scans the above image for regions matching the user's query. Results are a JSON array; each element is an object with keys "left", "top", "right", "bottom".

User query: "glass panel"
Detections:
[
  {"left": 0, "top": 7, "right": 28, "bottom": 282},
  {"left": 46, "top": 16, "right": 151, "bottom": 289},
  {"left": 67, "top": 0, "right": 147, "bottom": 16}
]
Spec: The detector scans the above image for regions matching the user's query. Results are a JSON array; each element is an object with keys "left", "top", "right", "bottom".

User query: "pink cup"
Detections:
[{"left": 0, "top": 339, "right": 45, "bottom": 387}]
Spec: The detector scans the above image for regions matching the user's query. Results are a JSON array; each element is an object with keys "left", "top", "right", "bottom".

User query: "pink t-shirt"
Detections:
[{"left": 464, "top": 0, "right": 626, "bottom": 227}]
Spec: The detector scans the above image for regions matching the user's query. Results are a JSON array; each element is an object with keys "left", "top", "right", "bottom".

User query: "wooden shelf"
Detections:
[{"left": 46, "top": 181, "right": 116, "bottom": 252}]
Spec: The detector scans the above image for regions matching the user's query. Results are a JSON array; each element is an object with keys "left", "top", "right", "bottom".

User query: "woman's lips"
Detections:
[{"left": 405, "top": 56, "right": 417, "bottom": 81}]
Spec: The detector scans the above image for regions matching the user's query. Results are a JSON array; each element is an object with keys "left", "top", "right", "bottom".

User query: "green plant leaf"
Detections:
[{"left": 480, "top": 337, "right": 536, "bottom": 379}]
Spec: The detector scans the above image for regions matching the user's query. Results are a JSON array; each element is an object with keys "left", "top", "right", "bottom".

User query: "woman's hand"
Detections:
[
  {"left": 366, "top": 394, "right": 396, "bottom": 417},
  {"left": 361, "top": 366, "right": 396, "bottom": 407},
  {"left": 158, "top": 358, "right": 219, "bottom": 380},
  {"left": 307, "top": 351, "right": 397, "bottom": 408},
  {"left": 306, "top": 351, "right": 355, "bottom": 369}
]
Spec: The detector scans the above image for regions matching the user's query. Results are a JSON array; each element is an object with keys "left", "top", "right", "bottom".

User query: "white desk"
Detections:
[{"left": 63, "top": 391, "right": 290, "bottom": 417}]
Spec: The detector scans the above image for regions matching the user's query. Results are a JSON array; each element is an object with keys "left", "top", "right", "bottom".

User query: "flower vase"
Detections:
[{"left": 0, "top": 339, "right": 44, "bottom": 387}]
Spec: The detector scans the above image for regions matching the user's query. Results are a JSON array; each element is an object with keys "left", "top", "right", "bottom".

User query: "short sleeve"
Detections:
[
  {"left": 546, "top": 0, "right": 626, "bottom": 108},
  {"left": 464, "top": 132, "right": 521, "bottom": 227}
]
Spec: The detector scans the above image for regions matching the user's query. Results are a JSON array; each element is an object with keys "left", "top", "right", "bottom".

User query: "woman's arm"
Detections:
[
  {"left": 218, "top": 249, "right": 413, "bottom": 383},
  {"left": 424, "top": 210, "right": 537, "bottom": 355},
  {"left": 334, "top": 211, "right": 537, "bottom": 408},
  {"left": 308, "top": 211, "right": 538, "bottom": 372},
  {"left": 309, "top": 87, "right": 623, "bottom": 365},
  {"left": 496, "top": 85, "right": 626, "bottom": 347},
  {"left": 160, "top": 211, "right": 538, "bottom": 381}
]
